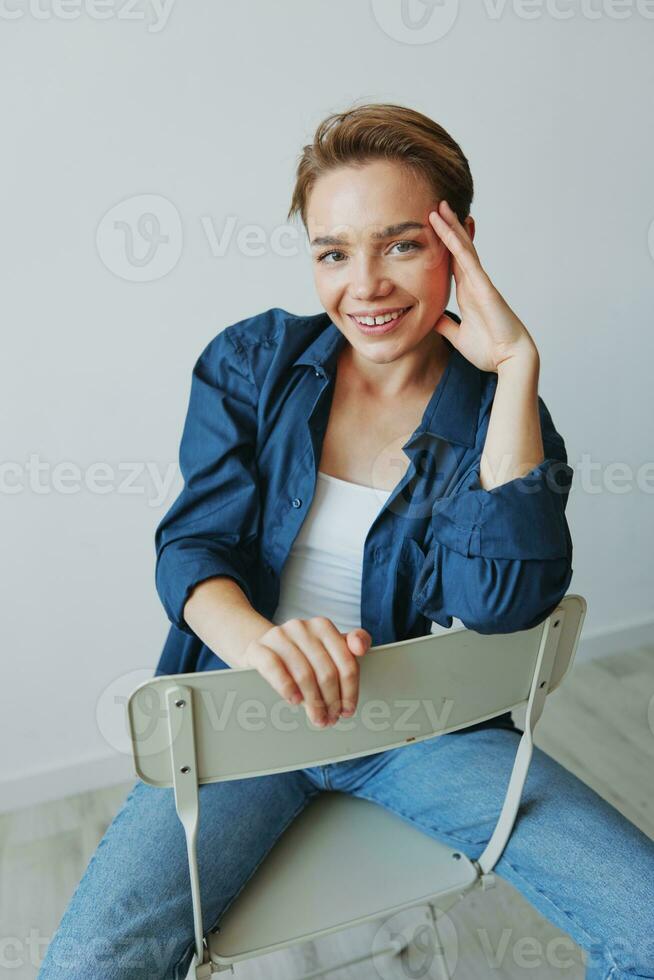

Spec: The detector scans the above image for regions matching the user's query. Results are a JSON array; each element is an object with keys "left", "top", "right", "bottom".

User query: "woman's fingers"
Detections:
[
  {"left": 428, "top": 200, "right": 480, "bottom": 279},
  {"left": 267, "top": 627, "right": 330, "bottom": 726},
  {"left": 328, "top": 627, "right": 370, "bottom": 715},
  {"left": 247, "top": 632, "right": 329, "bottom": 726},
  {"left": 300, "top": 619, "right": 371, "bottom": 719},
  {"left": 244, "top": 642, "right": 304, "bottom": 707},
  {"left": 302, "top": 619, "right": 359, "bottom": 720},
  {"left": 296, "top": 623, "right": 344, "bottom": 722},
  {"left": 244, "top": 619, "right": 370, "bottom": 728}
]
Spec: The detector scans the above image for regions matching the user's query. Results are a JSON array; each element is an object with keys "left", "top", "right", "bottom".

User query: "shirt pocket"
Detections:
[{"left": 392, "top": 536, "right": 433, "bottom": 640}]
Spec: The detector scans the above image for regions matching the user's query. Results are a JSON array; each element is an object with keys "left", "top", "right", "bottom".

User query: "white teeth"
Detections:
[{"left": 353, "top": 307, "right": 407, "bottom": 326}]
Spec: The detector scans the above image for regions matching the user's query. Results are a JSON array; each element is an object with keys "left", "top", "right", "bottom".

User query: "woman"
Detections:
[{"left": 39, "top": 104, "right": 654, "bottom": 980}]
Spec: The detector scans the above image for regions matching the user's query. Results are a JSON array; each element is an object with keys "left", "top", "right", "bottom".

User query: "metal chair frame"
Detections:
[{"left": 127, "top": 594, "right": 586, "bottom": 979}]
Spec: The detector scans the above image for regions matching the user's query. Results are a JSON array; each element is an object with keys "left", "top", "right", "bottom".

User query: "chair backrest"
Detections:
[{"left": 128, "top": 594, "right": 586, "bottom": 789}]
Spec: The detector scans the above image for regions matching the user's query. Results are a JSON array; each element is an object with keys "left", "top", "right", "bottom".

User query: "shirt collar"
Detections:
[{"left": 292, "top": 311, "right": 480, "bottom": 449}]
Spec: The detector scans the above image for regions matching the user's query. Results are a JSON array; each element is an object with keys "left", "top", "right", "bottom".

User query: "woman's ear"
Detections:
[{"left": 464, "top": 214, "right": 476, "bottom": 242}]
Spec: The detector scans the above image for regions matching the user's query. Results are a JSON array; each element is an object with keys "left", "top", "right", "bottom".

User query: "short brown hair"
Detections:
[{"left": 287, "top": 101, "right": 474, "bottom": 229}]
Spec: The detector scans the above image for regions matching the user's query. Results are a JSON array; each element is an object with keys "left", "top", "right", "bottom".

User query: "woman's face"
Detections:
[{"left": 306, "top": 158, "right": 474, "bottom": 368}]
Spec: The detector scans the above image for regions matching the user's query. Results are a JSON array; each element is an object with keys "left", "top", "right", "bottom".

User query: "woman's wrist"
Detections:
[{"left": 183, "top": 576, "right": 273, "bottom": 668}]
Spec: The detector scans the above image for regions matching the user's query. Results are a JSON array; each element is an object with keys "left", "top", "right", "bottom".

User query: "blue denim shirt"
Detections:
[{"left": 153, "top": 307, "right": 574, "bottom": 732}]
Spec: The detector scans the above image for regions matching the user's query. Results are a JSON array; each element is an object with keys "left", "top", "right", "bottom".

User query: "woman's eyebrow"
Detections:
[{"left": 310, "top": 220, "right": 427, "bottom": 248}]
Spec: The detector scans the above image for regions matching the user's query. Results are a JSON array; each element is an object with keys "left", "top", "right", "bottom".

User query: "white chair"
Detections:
[{"left": 127, "top": 593, "right": 586, "bottom": 979}]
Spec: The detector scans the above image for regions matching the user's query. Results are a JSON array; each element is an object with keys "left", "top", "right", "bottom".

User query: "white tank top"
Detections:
[
  {"left": 271, "top": 471, "right": 391, "bottom": 634},
  {"left": 271, "top": 470, "right": 464, "bottom": 637}
]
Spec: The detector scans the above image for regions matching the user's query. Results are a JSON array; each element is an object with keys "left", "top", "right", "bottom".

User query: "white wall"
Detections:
[{"left": 2, "top": 0, "right": 653, "bottom": 812}]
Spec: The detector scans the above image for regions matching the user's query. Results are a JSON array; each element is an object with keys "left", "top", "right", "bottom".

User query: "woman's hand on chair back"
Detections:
[{"left": 242, "top": 618, "right": 372, "bottom": 728}]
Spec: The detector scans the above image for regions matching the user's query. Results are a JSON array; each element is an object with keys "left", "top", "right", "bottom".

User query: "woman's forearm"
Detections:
[
  {"left": 183, "top": 576, "right": 273, "bottom": 668},
  {"left": 479, "top": 349, "right": 544, "bottom": 491}
]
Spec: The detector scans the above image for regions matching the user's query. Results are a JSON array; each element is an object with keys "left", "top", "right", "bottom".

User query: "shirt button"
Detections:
[
  {"left": 291, "top": 497, "right": 302, "bottom": 508},
  {"left": 314, "top": 368, "right": 321, "bottom": 377}
]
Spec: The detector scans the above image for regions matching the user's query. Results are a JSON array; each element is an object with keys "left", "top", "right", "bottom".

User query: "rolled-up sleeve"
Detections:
[
  {"left": 412, "top": 396, "right": 574, "bottom": 634},
  {"left": 154, "top": 328, "right": 261, "bottom": 635}
]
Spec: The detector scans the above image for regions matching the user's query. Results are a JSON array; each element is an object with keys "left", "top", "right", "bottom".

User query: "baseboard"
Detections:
[{"left": 3, "top": 616, "right": 653, "bottom": 815}]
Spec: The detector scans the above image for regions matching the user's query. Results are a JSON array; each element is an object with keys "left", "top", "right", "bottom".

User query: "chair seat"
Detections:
[{"left": 209, "top": 790, "right": 479, "bottom": 965}]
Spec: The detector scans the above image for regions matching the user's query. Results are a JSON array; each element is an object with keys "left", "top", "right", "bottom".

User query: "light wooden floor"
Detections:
[{"left": 2, "top": 646, "right": 653, "bottom": 979}]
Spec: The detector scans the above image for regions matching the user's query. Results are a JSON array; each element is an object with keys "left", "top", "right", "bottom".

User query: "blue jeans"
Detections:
[{"left": 38, "top": 725, "right": 654, "bottom": 979}]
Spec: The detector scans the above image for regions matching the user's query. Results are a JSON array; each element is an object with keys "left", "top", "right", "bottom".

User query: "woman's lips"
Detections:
[{"left": 348, "top": 306, "right": 412, "bottom": 336}]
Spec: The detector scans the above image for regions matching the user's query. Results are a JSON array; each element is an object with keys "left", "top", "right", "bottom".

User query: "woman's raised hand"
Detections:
[
  {"left": 242, "top": 617, "right": 372, "bottom": 728},
  {"left": 429, "top": 198, "right": 539, "bottom": 373}
]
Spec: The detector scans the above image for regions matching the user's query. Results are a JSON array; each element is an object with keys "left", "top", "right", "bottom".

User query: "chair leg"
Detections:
[{"left": 426, "top": 904, "right": 451, "bottom": 980}]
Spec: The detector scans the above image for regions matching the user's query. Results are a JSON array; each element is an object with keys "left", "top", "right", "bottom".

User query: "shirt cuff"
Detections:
[{"left": 430, "top": 457, "right": 573, "bottom": 561}]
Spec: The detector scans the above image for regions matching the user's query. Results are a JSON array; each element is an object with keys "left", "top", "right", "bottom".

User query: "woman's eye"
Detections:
[
  {"left": 390, "top": 240, "right": 420, "bottom": 255},
  {"left": 317, "top": 250, "right": 345, "bottom": 264}
]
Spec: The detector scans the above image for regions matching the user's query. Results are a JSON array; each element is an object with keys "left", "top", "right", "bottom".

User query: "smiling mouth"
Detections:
[{"left": 348, "top": 306, "right": 412, "bottom": 327}]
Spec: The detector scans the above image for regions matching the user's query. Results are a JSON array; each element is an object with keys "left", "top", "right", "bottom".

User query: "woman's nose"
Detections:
[{"left": 349, "top": 257, "right": 392, "bottom": 300}]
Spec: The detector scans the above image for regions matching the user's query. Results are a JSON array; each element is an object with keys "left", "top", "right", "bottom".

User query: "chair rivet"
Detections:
[
  {"left": 175, "top": 699, "right": 186, "bottom": 708},
  {"left": 452, "top": 852, "right": 461, "bottom": 860},
  {"left": 553, "top": 619, "right": 560, "bottom": 628},
  {"left": 539, "top": 681, "right": 546, "bottom": 688},
  {"left": 180, "top": 765, "right": 191, "bottom": 774}
]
